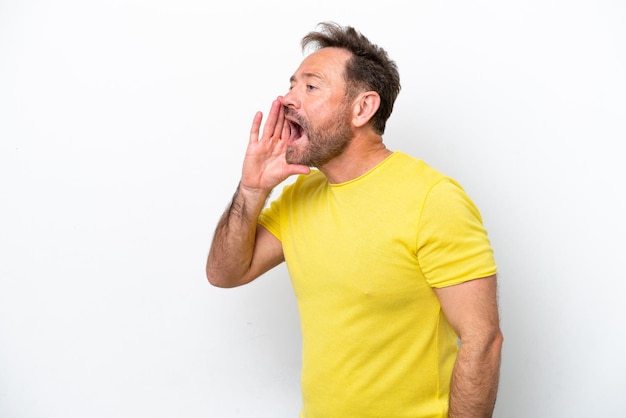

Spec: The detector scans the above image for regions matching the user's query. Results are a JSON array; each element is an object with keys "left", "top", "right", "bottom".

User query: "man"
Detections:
[{"left": 206, "top": 22, "right": 503, "bottom": 418}]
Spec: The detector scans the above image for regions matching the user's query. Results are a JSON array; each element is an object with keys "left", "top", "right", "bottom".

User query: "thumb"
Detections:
[{"left": 286, "top": 164, "right": 311, "bottom": 177}]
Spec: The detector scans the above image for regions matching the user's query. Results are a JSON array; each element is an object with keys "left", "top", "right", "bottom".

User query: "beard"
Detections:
[{"left": 285, "top": 105, "right": 353, "bottom": 168}]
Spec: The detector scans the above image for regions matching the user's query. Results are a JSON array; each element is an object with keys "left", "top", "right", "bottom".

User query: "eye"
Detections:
[{"left": 306, "top": 84, "right": 317, "bottom": 92}]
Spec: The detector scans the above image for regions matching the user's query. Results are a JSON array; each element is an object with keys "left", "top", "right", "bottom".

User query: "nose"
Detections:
[{"left": 281, "top": 88, "right": 299, "bottom": 109}]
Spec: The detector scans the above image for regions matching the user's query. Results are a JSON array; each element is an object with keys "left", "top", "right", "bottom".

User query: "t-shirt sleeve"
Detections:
[
  {"left": 258, "top": 196, "right": 282, "bottom": 241},
  {"left": 417, "top": 179, "right": 497, "bottom": 288}
]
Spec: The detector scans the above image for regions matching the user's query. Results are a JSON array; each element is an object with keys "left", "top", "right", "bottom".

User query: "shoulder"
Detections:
[{"left": 382, "top": 152, "right": 453, "bottom": 190}]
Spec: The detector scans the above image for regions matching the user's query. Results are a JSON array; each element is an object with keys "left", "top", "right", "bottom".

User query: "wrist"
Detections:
[{"left": 234, "top": 182, "right": 272, "bottom": 213}]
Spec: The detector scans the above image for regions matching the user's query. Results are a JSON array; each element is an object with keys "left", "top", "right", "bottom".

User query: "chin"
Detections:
[{"left": 285, "top": 149, "right": 298, "bottom": 165}]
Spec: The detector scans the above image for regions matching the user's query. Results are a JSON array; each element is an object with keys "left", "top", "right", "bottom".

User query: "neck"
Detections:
[{"left": 319, "top": 134, "right": 393, "bottom": 184}]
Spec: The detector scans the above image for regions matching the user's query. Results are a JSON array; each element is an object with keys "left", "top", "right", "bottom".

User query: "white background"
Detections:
[{"left": 1, "top": 0, "right": 625, "bottom": 417}]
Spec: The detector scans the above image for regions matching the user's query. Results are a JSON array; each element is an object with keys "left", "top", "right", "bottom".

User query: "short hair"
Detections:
[{"left": 301, "top": 22, "right": 401, "bottom": 135}]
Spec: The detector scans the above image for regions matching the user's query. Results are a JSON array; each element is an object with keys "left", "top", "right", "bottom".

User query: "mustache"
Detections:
[{"left": 284, "top": 108, "right": 305, "bottom": 126}]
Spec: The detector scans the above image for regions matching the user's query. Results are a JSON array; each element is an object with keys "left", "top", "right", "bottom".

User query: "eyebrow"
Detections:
[{"left": 290, "top": 72, "right": 324, "bottom": 84}]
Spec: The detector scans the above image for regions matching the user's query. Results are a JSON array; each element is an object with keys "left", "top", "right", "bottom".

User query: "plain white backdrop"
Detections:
[{"left": 1, "top": 0, "right": 625, "bottom": 417}]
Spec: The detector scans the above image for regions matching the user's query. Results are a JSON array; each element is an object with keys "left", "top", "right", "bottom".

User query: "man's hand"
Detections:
[
  {"left": 206, "top": 97, "right": 308, "bottom": 288},
  {"left": 241, "top": 97, "right": 310, "bottom": 193}
]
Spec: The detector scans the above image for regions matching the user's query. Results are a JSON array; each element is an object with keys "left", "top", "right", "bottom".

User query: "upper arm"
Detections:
[{"left": 433, "top": 274, "right": 501, "bottom": 343}]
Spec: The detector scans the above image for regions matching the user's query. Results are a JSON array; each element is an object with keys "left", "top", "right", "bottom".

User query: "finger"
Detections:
[
  {"left": 268, "top": 135, "right": 283, "bottom": 151},
  {"left": 249, "top": 111, "right": 263, "bottom": 144},
  {"left": 260, "top": 99, "right": 282, "bottom": 141},
  {"left": 281, "top": 116, "right": 291, "bottom": 141},
  {"left": 272, "top": 103, "right": 285, "bottom": 139},
  {"left": 267, "top": 136, "right": 277, "bottom": 145}
]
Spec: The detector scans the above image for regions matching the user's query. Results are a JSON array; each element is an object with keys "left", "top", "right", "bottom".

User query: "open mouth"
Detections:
[{"left": 285, "top": 114, "right": 305, "bottom": 143}]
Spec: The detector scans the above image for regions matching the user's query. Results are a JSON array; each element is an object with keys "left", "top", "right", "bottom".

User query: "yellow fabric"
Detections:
[{"left": 258, "top": 152, "right": 497, "bottom": 418}]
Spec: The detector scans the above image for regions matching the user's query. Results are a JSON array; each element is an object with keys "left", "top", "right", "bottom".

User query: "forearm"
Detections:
[
  {"left": 206, "top": 183, "right": 270, "bottom": 287},
  {"left": 448, "top": 332, "right": 503, "bottom": 418}
]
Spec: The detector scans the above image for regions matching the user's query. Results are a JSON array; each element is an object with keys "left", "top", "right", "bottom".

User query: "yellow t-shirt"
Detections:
[{"left": 258, "top": 151, "right": 496, "bottom": 418}]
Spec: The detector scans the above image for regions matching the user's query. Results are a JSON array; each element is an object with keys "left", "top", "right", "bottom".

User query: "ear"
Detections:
[{"left": 352, "top": 91, "right": 381, "bottom": 128}]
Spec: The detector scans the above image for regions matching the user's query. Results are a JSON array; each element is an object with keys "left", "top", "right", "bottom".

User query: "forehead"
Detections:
[{"left": 291, "top": 47, "right": 351, "bottom": 85}]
